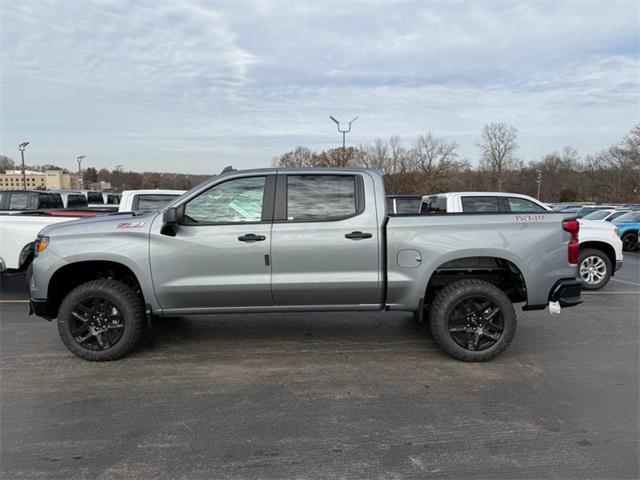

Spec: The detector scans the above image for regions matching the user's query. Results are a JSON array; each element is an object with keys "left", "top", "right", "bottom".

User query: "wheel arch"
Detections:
[
  {"left": 423, "top": 255, "right": 529, "bottom": 307},
  {"left": 579, "top": 241, "right": 615, "bottom": 270},
  {"left": 46, "top": 260, "right": 147, "bottom": 319}
]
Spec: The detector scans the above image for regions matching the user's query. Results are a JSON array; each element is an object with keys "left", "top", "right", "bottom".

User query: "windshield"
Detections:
[
  {"left": 614, "top": 211, "right": 640, "bottom": 223},
  {"left": 582, "top": 210, "right": 612, "bottom": 220}
]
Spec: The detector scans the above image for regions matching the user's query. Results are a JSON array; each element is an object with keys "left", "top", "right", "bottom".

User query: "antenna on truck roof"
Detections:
[{"left": 221, "top": 166, "right": 235, "bottom": 173}]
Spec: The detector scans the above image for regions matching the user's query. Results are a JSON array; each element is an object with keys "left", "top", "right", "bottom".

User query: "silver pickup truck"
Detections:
[{"left": 29, "top": 168, "right": 582, "bottom": 362}]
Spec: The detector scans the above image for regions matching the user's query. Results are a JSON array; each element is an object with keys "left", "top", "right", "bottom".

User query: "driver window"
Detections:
[{"left": 184, "top": 176, "right": 266, "bottom": 224}]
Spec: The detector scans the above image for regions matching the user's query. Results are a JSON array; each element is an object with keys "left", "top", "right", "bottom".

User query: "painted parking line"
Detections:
[
  {"left": 583, "top": 291, "right": 640, "bottom": 295},
  {"left": 611, "top": 278, "right": 640, "bottom": 287},
  {"left": 0, "top": 300, "right": 29, "bottom": 303}
]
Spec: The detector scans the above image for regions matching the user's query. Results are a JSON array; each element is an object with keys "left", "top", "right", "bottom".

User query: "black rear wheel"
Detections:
[
  {"left": 57, "top": 280, "right": 146, "bottom": 361},
  {"left": 430, "top": 279, "right": 516, "bottom": 361}
]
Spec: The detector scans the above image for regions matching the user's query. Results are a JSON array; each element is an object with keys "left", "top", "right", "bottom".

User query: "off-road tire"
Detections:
[
  {"left": 429, "top": 279, "right": 517, "bottom": 362},
  {"left": 578, "top": 248, "right": 612, "bottom": 290},
  {"left": 57, "top": 280, "right": 146, "bottom": 361}
]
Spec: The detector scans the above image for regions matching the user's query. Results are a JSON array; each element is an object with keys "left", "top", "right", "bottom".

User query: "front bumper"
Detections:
[{"left": 549, "top": 279, "right": 583, "bottom": 308}]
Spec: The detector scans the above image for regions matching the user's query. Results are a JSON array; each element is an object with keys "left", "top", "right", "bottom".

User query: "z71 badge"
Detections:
[{"left": 117, "top": 222, "right": 145, "bottom": 229}]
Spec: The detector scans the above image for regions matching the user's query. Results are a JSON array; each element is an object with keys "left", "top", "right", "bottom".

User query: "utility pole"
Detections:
[
  {"left": 77, "top": 155, "right": 86, "bottom": 189},
  {"left": 19, "top": 142, "right": 30, "bottom": 190},
  {"left": 536, "top": 169, "right": 543, "bottom": 200}
]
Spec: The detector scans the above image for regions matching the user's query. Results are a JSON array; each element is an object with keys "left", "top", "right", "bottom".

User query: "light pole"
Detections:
[
  {"left": 77, "top": 155, "right": 86, "bottom": 189},
  {"left": 536, "top": 169, "right": 543, "bottom": 199},
  {"left": 19, "top": 142, "right": 30, "bottom": 190},
  {"left": 329, "top": 115, "right": 359, "bottom": 150}
]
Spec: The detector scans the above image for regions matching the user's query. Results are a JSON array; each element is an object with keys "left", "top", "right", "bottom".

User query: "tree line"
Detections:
[
  {"left": 2, "top": 123, "right": 638, "bottom": 202},
  {"left": 274, "top": 123, "right": 640, "bottom": 203}
]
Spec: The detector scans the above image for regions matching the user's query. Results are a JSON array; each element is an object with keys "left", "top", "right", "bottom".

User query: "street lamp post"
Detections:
[
  {"left": 329, "top": 115, "right": 359, "bottom": 150},
  {"left": 77, "top": 155, "right": 86, "bottom": 189},
  {"left": 536, "top": 169, "right": 543, "bottom": 200},
  {"left": 19, "top": 142, "right": 30, "bottom": 190}
]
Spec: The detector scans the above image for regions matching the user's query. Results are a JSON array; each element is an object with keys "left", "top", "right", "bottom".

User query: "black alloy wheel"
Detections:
[
  {"left": 57, "top": 279, "right": 146, "bottom": 361},
  {"left": 69, "top": 297, "right": 125, "bottom": 351},
  {"left": 447, "top": 296, "right": 504, "bottom": 351},
  {"left": 429, "top": 279, "right": 517, "bottom": 362}
]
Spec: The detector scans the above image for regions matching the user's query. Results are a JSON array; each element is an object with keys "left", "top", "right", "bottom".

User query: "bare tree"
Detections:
[
  {"left": 476, "top": 123, "right": 519, "bottom": 190},
  {"left": 273, "top": 146, "right": 314, "bottom": 167},
  {"left": 408, "top": 133, "right": 460, "bottom": 191}
]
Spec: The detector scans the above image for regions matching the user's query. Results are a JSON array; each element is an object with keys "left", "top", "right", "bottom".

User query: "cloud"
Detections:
[{"left": 1, "top": 0, "right": 638, "bottom": 173}]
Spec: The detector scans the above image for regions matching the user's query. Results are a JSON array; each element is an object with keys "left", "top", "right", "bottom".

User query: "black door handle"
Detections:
[
  {"left": 238, "top": 233, "right": 266, "bottom": 242},
  {"left": 345, "top": 231, "right": 373, "bottom": 240}
]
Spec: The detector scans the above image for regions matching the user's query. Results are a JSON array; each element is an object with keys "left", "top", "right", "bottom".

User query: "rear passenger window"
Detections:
[
  {"left": 421, "top": 196, "right": 447, "bottom": 213},
  {"left": 49, "top": 194, "right": 63, "bottom": 208},
  {"left": 461, "top": 197, "right": 500, "bottom": 213},
  {"left": 88, "top": 192, "right": 104, "bottom": 204},
  {"left": 286, "top": 175, "right": 357, "bottom": 221},
  {"left": 68, "top": 194, "right": 87, "bottom": 208},
  {"left": 507, "top": 197, "right": 546, "bottom": 212},
  {"left": 9, "top": 192, "right": 36, "bottom": 210}
]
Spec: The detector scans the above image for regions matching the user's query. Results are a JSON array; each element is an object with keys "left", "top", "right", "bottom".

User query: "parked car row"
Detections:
[
  {"left": 0, "top": 189, "right": 185, "bottom": 273},
  {"left": 0, "top": 189, "right": 121, "bottom": 213},
  {"left": 387, "top": 192, "right": 628, "bottom": 290}
]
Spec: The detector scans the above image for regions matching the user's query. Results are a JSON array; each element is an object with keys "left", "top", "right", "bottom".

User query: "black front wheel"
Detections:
[
  {"left": 429, "top": 279, "right": 517, "bottom": 361},
  {"left": 622, "top": 232, "right": 638, "bottom": 252},
  {"left": 57, "top": 280, "right": 146, "bottom": 361}
]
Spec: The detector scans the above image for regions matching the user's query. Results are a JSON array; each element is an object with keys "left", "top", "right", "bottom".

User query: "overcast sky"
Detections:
[{"left": 1, "top": 0, "right": 638, "bottom": 174}]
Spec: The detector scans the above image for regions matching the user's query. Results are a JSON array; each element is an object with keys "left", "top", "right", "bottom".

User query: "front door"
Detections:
[{"left": 150, "top": 175, "right": 274, "bottom": 312}]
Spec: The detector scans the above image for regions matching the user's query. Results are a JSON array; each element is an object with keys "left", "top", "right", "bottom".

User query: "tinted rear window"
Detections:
[
  {"left": 506, "top": 197, "right": 546, "bottom": 212},
  {"left": 88, "top": 192, "right": 104, "bottom": 203},
  {"left": 461, "top": 197, "right": 500, "bottom": 213},
  {"left": 395, "top": 197, "right": 422, "bottom": 214},
  {"left": 421, "top": 196, "right": 447, "bottom": 213},
  {"left": 134, "top": 194, "right": 179, "bottom": 211},
  {"left": 39, "top": 193, "right": 63, "bottom": 208},
  {"left": 286, "top": 175, "right": 357, "bottom": 221},
  {"left": 106, "top": 194, "right": 120, "bottom": 204},
  {"left": 67, "top": 194, "right": 88, "bottom": 207}
]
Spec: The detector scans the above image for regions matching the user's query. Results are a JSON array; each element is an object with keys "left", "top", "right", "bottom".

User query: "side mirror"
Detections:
[
  {"left": 163, "top": 207, "right": 179, "bottom": 225},
  {"left": 161, "top": 206, "right": 183, "bottom": 236}
]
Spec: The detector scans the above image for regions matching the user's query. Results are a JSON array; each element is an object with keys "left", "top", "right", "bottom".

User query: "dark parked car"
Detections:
[{"left": 0, "top": 190, "right": 63, "bottom": 212}]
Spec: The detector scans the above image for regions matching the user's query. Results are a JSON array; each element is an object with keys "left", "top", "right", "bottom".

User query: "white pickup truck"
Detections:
[
  {"left": 0, "top": 213, "right": 99, "bottom": 272},
  {"left": 118, "top": 189, "right": 185, "bottom": 212},
  {"left": 0, "top": 189, "right": 185, "bottom": 273},
  {"left": 421, "top": 192, "right": 624, "bottom": 290}
]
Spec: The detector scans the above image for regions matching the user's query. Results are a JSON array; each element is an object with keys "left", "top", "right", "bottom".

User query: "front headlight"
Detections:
[{"left": 34, "top": 236, "right": 49, "bottom": 256}]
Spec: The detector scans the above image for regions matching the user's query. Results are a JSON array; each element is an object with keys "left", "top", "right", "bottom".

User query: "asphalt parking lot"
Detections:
[{"left": 1, "top": 254, "right": 639, "bottom": 480}]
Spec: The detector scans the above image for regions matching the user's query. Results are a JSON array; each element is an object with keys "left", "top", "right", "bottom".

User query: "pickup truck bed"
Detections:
[{"left": 29, "top": 168, "right": 582, "bottom": 362}]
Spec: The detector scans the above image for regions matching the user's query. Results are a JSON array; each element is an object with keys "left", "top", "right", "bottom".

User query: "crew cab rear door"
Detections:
[{"left": 270, "top": 172, "right": 381, "bottom": 307}]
